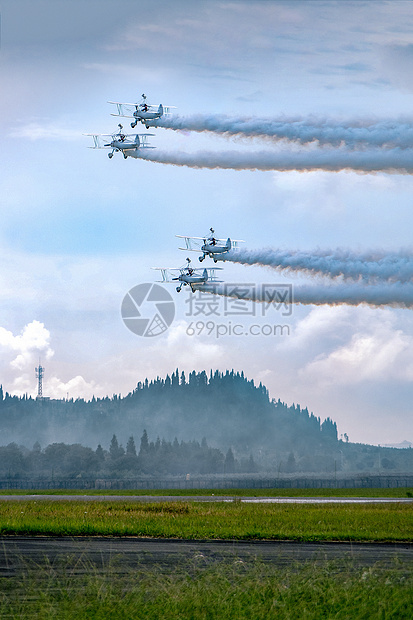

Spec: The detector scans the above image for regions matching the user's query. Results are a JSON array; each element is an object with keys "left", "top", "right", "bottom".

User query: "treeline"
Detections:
[
  {"left": 0, "top": 431, "right": 258, "bottom": 480},
  {"left": 0, "top": 370, "right": 338, "bottom": 457}
]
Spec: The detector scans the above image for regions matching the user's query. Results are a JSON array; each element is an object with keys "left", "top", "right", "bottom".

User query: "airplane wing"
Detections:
[
  {"left": 84, "top": 133, "right": 155, "bottom": 149},
  {"left": 138, "top": 134, "right": 155, "bottom": 147},
  {"left": 152, "top": 266, "right": 222, "bottom": 283},
  {"left": 83, "top": 134, "right": 114, "bottom": 149},
  {"left": 205, "top": 268, "right": 223, "bottom": 282},
  {"left": 152, "top": 268, "right": 173, "bottom": 283},
  {"left": 152, "top": 267, "right": 183, "bottom": 283},
  {"left": 175, "top": 236, "right": 204, "bottom": 251},
  {"left": 109, "top": 102, "right": 176, "bottom": 118},
  {"left": 108, "top": 102, "right": 136, "bottom": 117},
  {"left": 176, "top": 235, "right": 244, "bottom": 251}
]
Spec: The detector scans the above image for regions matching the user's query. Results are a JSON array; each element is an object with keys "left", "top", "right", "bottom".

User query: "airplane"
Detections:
[
  {"left": 84, "top": 124, "right": 155, "bottom": 159},
  {"left": 176, "top": 228, "right": 245, "bottom": 262},
  {"left": 108, "top": 93, "right": 176, "bottom": 129},
  {"left": 153, "top": 258, "right": 223, "bottom": 293}
]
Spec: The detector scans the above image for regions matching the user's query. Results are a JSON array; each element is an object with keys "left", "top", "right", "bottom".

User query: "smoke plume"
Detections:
[
  {"left": 224, "top": 248, "right": 413, "bottom": 283},
  {"left": 209, "top": 281, "right": 413, "bottom": 309},
  {"left": 136, "top": 147, "right": 413, "bottom": 173},
  {"left": 156, "top": 115, "right": 413, "bottom": 149}
]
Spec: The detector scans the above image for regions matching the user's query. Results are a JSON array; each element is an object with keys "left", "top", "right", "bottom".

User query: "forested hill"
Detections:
[{"left": 0, "top": 370, "right": 338, "bottom": 453}]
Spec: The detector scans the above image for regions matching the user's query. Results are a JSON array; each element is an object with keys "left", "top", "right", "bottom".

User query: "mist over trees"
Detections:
[
  {"left": 0, "top": 369, "right": 336, "bottom": 452},
  {"left": 0, "top": 431, "right": 252, "bottom": 480},
  {"left": 0, "top": 369, "right": 411, "bottom": 477}
]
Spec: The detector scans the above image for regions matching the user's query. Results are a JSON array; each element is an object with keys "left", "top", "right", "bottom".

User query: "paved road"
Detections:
[
  {"left": 0, "top": 537, "right": 412, "bottom": 577},
  {"left": 0, "top": 494, "right": 412, "bottom": 503}
]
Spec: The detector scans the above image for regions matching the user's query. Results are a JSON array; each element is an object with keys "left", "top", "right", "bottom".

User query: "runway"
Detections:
[
  {"left": 0, "top": 536, "right": 412, "bottom": 577},
  {"left": 0, "top": 494, "right": 412, "bottom": 503}
]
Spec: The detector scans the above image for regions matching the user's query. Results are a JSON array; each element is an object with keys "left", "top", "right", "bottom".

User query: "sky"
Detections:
[{"left": 1, "top": 0, "right": 413, "bottom": 445}]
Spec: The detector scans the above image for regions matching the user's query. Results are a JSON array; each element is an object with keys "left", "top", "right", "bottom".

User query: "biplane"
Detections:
[
  {"left": 108, "top": 93, "right": 176, "bottom": 128},
  {"left": 153, "top": 258, "right": 223, "bottom": 293},
  {"left": 176, "top": 228, "right": 244, "bottom": 262},
  {"left": 84, "top": 124, "right": 155, "bottom": 159}
]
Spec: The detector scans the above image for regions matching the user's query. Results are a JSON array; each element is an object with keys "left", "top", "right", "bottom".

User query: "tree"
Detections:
[
  {"left": 224, "top": 448, "right": 236, "bottom": 473},
  {"left": 247, "top": 454, "right": 256, "bottom": 472},
  {"left": 126, "top": 436, "right": 137, "bottom": 457},
  {"left": 321, "top": 418, "right": 338, "bottom": 441},
  {"left": 139, "top": 429, "right": 149, "bottom": 455},
  {"left": 109, "top": 434, "right": 124, "bottom": 459},
  {"left": 285, "top": 451, "right": 296, "bottom": 473},
  {"left": 95, "top": 444, "right": 105, "bottom": 463}
]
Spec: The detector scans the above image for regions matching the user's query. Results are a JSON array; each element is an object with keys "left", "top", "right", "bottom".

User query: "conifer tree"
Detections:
[
  {"left": 96, "top": 444, "right": 105, "bottom": 462},
  {"left": 126, "top": 436, "right": 137, "bottom": 457},
  {"left": 109, "top": 434, "right": 124, "bottom": 459},
  {"left": 139, "top": 429, "right": 149, "bottom": 455},
  {"left": 225, "top": 448, "right": 236, "bottom": 473}
]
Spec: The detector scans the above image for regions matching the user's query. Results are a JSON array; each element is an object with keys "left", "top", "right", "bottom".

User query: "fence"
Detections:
[{"left": 0, "top": 473, "right": 412, "bottom": 490}]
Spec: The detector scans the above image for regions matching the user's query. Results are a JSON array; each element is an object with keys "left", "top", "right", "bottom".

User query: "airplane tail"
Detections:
[
  {"left": 134, "top": 135, "right": 141, "bottom": 145},
  {"left": 226, "top": 238, "right": 231, "bottom": 251},
  {"left": 203, "top": 268, "right": 208, "bottom": 281},
  {"left": 158, "top": 104, "right": 164, "bottom": 117}
]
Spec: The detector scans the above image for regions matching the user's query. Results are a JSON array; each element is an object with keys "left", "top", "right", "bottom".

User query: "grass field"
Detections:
[
  {"left": 0, "top": 556, "right": 412, "bottom": 619},
  {"left": 1, "top": 491, "right": 412, "bottom": 617},
  {"left": 0, "top": 499, "right": 412, "bottom": 541},
  {"left": 0, "top": 487, "right": 412, "bottom": 497}
]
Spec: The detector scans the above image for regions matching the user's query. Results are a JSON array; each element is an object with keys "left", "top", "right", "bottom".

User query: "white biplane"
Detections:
[
  {"left": 153, "top": 258, "right": 223, "bottom": 293},
  {"left": 176, "top": 228, "right": 244, "bottom": 263},
  {"left": 84, "top": 124, "right": 155, "bottom": 159},
  {"left": 108, "top": 93, "right": 176, "bottom": 129}
]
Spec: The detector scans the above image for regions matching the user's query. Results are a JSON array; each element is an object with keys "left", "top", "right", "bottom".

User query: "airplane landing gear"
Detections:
[
  {"left": 108, "top": 152, "right": 114, "bottom": 159},
  {"left": 131, "top": 122, "right": 137, "bottom": 128},
  {"left": 176, "top": 286, "right": 182, "bottom": 292},
  {"left": 199, "top": 256, "right": 205, "bottom": 262}
]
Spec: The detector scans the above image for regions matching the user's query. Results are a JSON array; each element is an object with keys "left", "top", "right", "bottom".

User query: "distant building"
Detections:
[{"left": 382, "top": 440, "right": 412, "bottom": 449}]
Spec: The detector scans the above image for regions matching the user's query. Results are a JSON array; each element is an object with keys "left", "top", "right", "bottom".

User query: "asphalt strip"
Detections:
[{"left": 0, "top": 495, "right": 412, "bottom": 503}]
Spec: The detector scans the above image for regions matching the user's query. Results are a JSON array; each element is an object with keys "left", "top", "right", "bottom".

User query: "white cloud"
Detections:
[
  {"left": 0, "top": 320, "right": 54, "bottom": 371},
  {"left": 9, "top": 122, "right": 83, "bottom": 142},
  {"left": 46, "top": 375, "right": 102, "bottom": 400},
  {"left": 297, "top": 308, "right": 413, "bottom": 386}
]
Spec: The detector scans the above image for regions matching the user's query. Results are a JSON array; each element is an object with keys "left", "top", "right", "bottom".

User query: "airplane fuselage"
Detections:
[
  {"left": 110, "top": 139, "right": 137, "bottom": 150},
  {"left": 201, "top": 243, "right": 228, "bottom": 254},
  {"left": 199, "top": 238, "right": 231, "bottom": 262},
  {"left": 134, "top": 111, "right": 161, "bottom": 120},
  {"left": 179, "top": 274, "right": 207, "bottom": 284}
]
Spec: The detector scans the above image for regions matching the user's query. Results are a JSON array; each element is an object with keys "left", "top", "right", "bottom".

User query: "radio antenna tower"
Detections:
[{"left": 35, "top": 361, "right": 45, "bottom": 398}]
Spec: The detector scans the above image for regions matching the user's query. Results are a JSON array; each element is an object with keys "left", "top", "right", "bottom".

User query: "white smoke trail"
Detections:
[
  {"left": 155, "top": 115, "right": 413, "bottom": 149},
  {"left": 208, "top": 282, "right": 413, "bottom": 308},
  {"left": 224, "top": 248, "right": 413, "bottom": 283},
  {"left": 136, "top": 147, "right": 413, "bottom": 173}
]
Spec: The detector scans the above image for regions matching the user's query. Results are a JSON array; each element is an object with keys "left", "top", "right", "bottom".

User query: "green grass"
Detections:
[
  {"left": 1, "top": 493, "right": 412, "bottom": 617},
  {"left": 0, "top": 500, "right": 412, "bottom": 541},
  {"left": 1, "top": 557, "right": 412, "bottom": 618},
  {"left": 0, "top": 486, "right": 412, "bottom": 497}
]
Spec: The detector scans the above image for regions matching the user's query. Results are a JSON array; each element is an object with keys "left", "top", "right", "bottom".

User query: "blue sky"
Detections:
[{"left": 1, "top": 0, "right": 413, "bottom": 445}]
